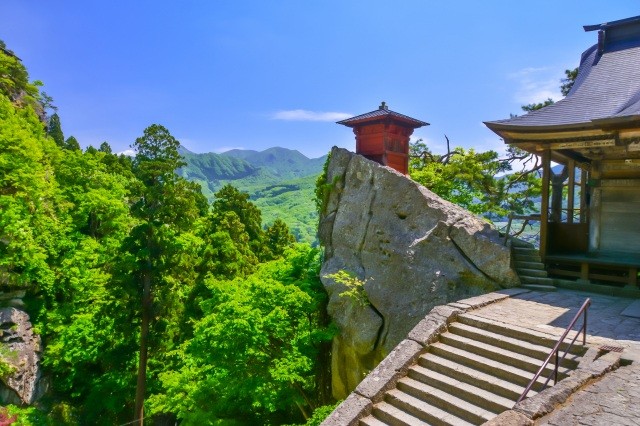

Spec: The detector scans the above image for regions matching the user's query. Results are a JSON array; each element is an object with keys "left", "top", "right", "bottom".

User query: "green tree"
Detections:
[
  {"left": 521, "top": 97, "right": 555, "bottom": 112},
  {"left": 148, "top": 245, "right": 334, "bottom": 424},
  {"left": 265, "top": 218, "right": 296, "bottom": 258},
  {"left": 99, "top": 141, "right": 112, "bottom": 154},
  {"left": 128, "top": 124, "right": 206, "bottom": 423},
  {"left": 47, "top": 113, "right": 65, "bottom": 147},
  {"left": 0, "top": 42, "right": 40, "bottom": 106},
  {"left": 200, "top": 210, "right": 258, "bottom": 280},
  {"left": 409, "top": 138, "right": 541, "bottom": 217},
  {"left": 561, "top": 67, "right": 579, "bottom": 96},
  {"left": 64, "top": 135, "right": 80, "bottom": 151},
  {"left": 0, "top": 92, "right": 57, "bottom": 291},
  {"left": 212, "top": 184, "right": 267, "bottom": 258}
]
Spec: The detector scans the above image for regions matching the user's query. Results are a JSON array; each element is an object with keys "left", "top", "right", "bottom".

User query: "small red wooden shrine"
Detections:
[{"left": 337, "top": 102, "right": 428, "bottom": 174}]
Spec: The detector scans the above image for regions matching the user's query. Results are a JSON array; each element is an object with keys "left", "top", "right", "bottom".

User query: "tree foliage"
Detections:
[
  {"left": 0, "top": 41, "right": 333, "bottom": 425},
  {"left": 561, "top": 67, "right": 579, "bottom": 96},
  {"left": 521, "top": 98, "right": 555, "bottom": 112},
  {"left": 409, "top": 138, "right": 540, "bottom": 216},
  {"left": 148, "top": 245, "right": 333, "bottom": 424},
  {"left": 0, "top": 42, "right": 43, "bottom": 112},
  {"left": 47, "top": 113, "right": 65, "bottom": 147},
  {"left": 64, "top": 135, "right": 80, "bottom": 151}
]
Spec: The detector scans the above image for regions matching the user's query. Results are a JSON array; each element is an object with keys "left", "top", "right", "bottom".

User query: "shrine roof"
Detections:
[{"left": 337, "top": 102, "right": 428, "bottom": 128}]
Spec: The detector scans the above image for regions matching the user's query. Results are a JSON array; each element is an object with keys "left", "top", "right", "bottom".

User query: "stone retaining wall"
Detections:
[{"left": 321, "top": 289, "right": 527, "bottom": 425}]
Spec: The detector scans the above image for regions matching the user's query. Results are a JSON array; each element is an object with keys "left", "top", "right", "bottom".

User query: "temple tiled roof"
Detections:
[{"left": 486, "top": 15, "right": 640, "bottom": 130}]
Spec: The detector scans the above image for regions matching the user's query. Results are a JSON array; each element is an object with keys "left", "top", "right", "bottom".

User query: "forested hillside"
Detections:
[
  {"left": 0, "top": 42, "right": 335, "bottom": 425},
  {"left": 178, "top": 147, "right": 326, "bottom": 244}
]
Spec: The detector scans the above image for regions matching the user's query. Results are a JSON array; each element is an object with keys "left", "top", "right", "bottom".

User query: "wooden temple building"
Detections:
[
  {"left": 485, "top": 15, "right": 640, "bottom": 287},
  {"left": 338, "top": 102, "right": 428, "bottom": 175}
]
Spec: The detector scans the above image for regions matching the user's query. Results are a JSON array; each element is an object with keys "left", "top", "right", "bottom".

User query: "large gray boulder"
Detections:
[
  {"left": 0, "top": 307, "right": 43, "bottom": 405},
  {"left": 319, "top": 148, "right": 519, "bottom": 398}
]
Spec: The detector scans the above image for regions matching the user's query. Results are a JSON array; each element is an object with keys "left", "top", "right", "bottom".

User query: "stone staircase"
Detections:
[
  {"left": 511, "top": 240, "right": 556, "bottom": 292},
  {"left": 359, "top": 313, "right": 585, "bottom": 426}
]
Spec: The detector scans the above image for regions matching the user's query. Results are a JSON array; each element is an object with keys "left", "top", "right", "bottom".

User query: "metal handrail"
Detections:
[{"left": 516, "top": 297, "right": 591, "bottom": 404}]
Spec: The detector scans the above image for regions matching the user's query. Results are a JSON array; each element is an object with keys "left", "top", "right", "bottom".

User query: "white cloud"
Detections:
[
  {"left": 509, "top": 66, "right": 563, "bottom": 105},
  {"left": 118, "top": 149, "right": 136, "bottom": 157},
  {"left": 271, "top": 109, "right": 352, "bottom": 122}
]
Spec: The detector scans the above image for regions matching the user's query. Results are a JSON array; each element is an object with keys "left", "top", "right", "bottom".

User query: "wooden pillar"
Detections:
[
  {"left": 567, "top": 160, "right": 575, "bottom": 224},
  {"left": 540, "top": 149, "right": 551, "bottom": 259},
  {"left": 580, "top": 168, "right": 588, "bottom": 224},
  {"left": 628, "top": 267, "right": 638, "bottom": 287},
  {"left": 588, "top": 163, "right": 601, "bottom": 251}
]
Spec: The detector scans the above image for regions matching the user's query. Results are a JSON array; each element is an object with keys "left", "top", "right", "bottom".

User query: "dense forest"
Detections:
[
  {"left": 177, "top": 147, "right": 324, "bottom": 245},
  {"left": 0, "top": 36, "right": 574, "bottom": 424},
  {"left": 0, "top": 42, "right": 336, "bottom": 424}
]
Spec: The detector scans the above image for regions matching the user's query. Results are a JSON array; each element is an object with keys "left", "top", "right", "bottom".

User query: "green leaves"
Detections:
[
  {"left": 409, "top": 142, "right": 541, "bottom": 218},
  {"left": 46, "top": 113, "right": 65, "bottom": 147},
  {"left": 150, "top": 246, "right": 333, "bottom": 423},
  {"left": 1, "top": 41, "right": 334, "bottom": 423}
]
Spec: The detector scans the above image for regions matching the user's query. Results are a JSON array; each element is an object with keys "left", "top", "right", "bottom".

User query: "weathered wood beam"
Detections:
[{"left": 540, "top": 149, "right": 551, "bottom": 259}]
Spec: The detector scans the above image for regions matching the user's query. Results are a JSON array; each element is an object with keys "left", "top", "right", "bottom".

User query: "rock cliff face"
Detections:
[
  {"left": 0, "top": 307, "right": 43, "bottom": 405},
  {"left": 318, "top": 148, "right": 519, "bottom": 398}
]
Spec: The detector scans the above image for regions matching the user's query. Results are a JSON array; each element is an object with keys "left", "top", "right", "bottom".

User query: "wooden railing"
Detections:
[{"left": 516, "top": 297, "right": 591, "bottom": 404}]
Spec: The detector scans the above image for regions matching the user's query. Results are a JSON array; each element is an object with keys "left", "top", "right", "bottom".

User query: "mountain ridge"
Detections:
[{"left": 178, "top": 146, "right": 328, "bottom": 244}]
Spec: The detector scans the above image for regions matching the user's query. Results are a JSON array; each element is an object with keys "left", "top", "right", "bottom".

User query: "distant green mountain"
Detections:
[
  {"left": 178, "top": 147, "right": 327, "bottom": 244},
  {"left": 222, "top": 147, "right": 327, "bottom": 179}
]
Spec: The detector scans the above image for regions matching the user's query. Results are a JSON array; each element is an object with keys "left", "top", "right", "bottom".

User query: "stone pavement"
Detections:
[
  {"left": 472, "top": 288, "right": 640, "bottom": 354},
  {"left": 472, "top": 289, "right": 640, "bottom": 426},
  {"left": 536, "top": 362, "right": 640, "bottom": 425}
]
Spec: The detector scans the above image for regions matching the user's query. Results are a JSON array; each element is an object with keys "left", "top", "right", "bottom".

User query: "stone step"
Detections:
[
  {"left": 356, "top": 306, "right": 588, "bottom": 426},
  {"left": 513, "top": 254, "right": 542, "bottom": 263},
  {"left": 509, "top": 238, "right": 535, "bottom": 248},
  {"left": 427, "top": 342, "right": 553, "bottom": 390},
  {"left": 513, "top": 247, "right": 541, "bottom": 256},
  {"left": 519, "top": 276, "right": 555, "bottom": 285},
  {"left": 517, "top": 268, "right": 548, "bottom": 278},
  {"left": 397, "top": 376, "right": 497, "bottom": 424},
  {"left": 385, "top": 389, "right": 475, "bottom": 426},
  {"left": 457, "top": 314, "right": 585, "bottom": 355},
  {"left": 515, "top": 261, "right": 546, "bottom": 270},
  {"left": 359, "top": 416, "right": 389, "bottom": 426},
  {"left": 438, "top": 332, "right": 571, "bottom": 378},
  {"left": 521, "top": 284, "right": 557, "bottom": 292},
  {"left": 418, "top": 353, "right": 534, "bottom": 402},
  {"left": 447, "top": 322, "right": 580, "bottom": 369},
  {"left": 406, "top": 365, "right": 514, "bottom": 414},
  {"left": 372, "top": 401, "right": 428, "bottom": 426}
]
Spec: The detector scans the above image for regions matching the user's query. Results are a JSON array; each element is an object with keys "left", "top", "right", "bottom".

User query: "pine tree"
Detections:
[
  {"left": 99, "top": 141, "right": 112, "bottom": 154},
  {"left": 128, "top": 124, "right": 206, "bottom": 424},
  {"left": 65, "top": 135, "right": 80, "bottom": 151},
  {"left": 47, "top": 113, "right": 65, "bottom": 147}
]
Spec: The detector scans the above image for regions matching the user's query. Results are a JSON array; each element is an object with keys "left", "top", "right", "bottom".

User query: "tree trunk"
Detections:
[{"left": 134, "top": 268, "right": 152, "bottom": 424}]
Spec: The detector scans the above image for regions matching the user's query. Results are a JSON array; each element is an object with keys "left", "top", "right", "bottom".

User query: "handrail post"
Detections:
[
  {"left": 583, "top": 306, "right": 588, "bottom": 345},
  {"left": 516, "top": 298, "right": 591, "bottom": 405}
]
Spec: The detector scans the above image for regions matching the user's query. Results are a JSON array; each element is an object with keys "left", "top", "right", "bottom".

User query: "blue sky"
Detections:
[{"left": 1, "top": 2, "right": 638, "bottom": 159}]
